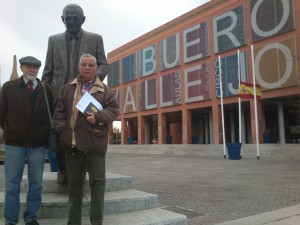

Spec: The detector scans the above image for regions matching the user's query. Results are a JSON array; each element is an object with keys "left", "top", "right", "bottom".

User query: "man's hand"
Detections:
[{"left": 86, "top": 112, "right": 96, "bottom": 124}]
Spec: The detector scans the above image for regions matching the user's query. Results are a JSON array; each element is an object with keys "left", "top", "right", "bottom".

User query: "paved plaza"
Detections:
[
  {"left": 1, "top": 151, "right": 300, "bottom": 224},
  {"left": 106, "top": 153, "right": 300, "bottom": 225}
]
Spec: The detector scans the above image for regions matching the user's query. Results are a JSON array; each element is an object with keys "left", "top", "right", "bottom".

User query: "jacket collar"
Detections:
[
  {"left": 17, "top": 75, "right": 41, "bottom": 87},
  {"left": 70, "top": 76, "right": 105, "bottom": 93}
]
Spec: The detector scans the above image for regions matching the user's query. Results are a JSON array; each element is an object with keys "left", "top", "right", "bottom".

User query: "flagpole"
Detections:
[
  {"left": 237, "top": 50, "right": 242, "bottom": 144},
  {"left": 219, "top": 55, "right": 226, "bottom": 158},
  {"left": 251, "top": 45, "right": 260, "bottom": 160}
]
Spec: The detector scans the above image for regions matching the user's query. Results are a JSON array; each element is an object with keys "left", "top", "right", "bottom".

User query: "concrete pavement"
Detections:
[
  {"left": 105, "top": 152, "right": 300, "bottom": 225},
  {"left": 1, "top": 149, "right": 300, "bottom": 224},
  {"left": 214, "top": 204, "right": 300, "bottom": 225}
]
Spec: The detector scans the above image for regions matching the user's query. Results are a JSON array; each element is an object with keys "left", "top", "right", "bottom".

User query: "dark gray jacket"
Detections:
[{"left": 42, "top": 29, "right": 109, "bottom": 103}]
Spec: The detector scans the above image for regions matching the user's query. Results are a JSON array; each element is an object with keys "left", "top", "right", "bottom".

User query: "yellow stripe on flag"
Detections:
[{"left": 239, "top": 82, "right": 262, "bottom": 99}]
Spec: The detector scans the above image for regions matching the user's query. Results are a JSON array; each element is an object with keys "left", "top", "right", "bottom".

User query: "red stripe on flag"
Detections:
[{"left": 239, "top": 81, "right": 262, "bottom": 99}]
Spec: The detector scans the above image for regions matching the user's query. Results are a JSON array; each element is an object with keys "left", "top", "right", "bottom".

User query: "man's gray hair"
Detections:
[{"left": 79, "top": 53, "right": 97, "bottom": 66}]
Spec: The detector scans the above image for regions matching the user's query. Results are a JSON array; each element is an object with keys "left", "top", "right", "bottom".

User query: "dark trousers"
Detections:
[
  {"left": 55, "top": 144, "right": 66, "bottom": 172},
  {"left": 65, "top": 150, "right": 106, "bottom": 225}
]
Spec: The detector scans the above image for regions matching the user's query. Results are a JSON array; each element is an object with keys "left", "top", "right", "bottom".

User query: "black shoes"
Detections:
[
  {"left": 57, "top": 170, "right": 68, "bottom": 185},
  {"left": 25, "top": 219, "right": 39, "bottom": 225}
]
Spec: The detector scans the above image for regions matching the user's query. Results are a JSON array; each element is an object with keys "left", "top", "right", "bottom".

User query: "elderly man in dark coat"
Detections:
[{"left": 0, "top": 56, "right": 53, "bottom": 225}]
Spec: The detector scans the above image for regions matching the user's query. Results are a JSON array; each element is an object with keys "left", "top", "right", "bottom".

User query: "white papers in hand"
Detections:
[{"left": 76, "top": 92, "right": 103, "bottom": 115}]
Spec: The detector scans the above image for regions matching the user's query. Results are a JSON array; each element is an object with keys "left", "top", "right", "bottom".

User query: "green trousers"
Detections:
[{"left": 65, "top": 150, "right": 106, "bottom": 225}]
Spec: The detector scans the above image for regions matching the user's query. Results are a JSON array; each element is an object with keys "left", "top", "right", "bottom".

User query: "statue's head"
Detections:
[{"left": 62, "top": 4, "right": 85, "bottom": 36}]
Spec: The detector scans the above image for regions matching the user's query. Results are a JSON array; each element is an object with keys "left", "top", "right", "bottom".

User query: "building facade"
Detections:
[{"left": 107, "top": 0, "right": 300, "bottom": 145}]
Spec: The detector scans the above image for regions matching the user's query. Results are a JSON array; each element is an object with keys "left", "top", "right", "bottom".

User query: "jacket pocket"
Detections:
[
  {"left": 84, "top": 124, "right": 108, "bottom": 153},
  {"left": 88, "top": 124, "right": 107, "bottom": 137}
]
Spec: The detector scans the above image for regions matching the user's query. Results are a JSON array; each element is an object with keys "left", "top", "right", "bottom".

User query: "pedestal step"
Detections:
[
  {"left": 0, "top": 171, "right": 187, "bottom": 224},
  {"left": 21, "top": 172, "right": 133, "bottom": 193},
  {"left": 0, "top": 208, "right": 187, "bottom": 225},
  {"left": 0, "top": 189, "right": 158, "bottom": 218}
]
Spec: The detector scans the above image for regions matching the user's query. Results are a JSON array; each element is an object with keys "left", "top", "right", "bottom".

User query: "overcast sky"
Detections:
[{"left": 0, "top": 0, "right": 210, "bottom": 85}]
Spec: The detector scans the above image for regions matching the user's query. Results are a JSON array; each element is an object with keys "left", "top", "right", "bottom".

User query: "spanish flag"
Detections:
[{"left": 239, "top": 81, "right": 262, "bottom": 99}]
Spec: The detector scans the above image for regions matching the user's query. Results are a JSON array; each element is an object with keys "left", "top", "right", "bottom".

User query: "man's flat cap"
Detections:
[{"left": 19, "top": 56, "right": 41, "bottom": 67}]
